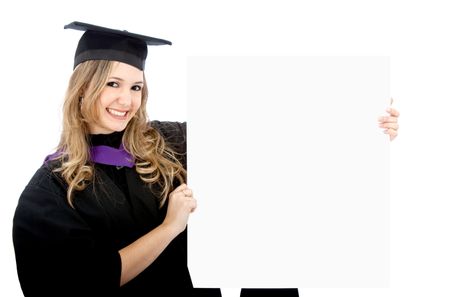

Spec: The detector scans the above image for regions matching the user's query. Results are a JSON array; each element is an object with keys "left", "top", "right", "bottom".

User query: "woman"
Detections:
[
  {"left": 13, "top": 22, "right": 198, "bottom": 297},
  {"left": 12, "top": 21, "right": 399, "bottom": 297}
]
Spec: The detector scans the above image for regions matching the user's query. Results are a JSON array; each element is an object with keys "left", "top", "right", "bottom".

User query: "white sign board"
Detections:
[{"left": 187, "top": 56, "right": 390, "bottom": 288}]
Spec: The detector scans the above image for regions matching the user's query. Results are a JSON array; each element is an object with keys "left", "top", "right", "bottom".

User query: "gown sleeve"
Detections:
[
  {"left": 12, "top": 166, "right": 122, "bottom": 297},
  {"left": 150, "top": 120, "right": 187, "bottom": 168}
]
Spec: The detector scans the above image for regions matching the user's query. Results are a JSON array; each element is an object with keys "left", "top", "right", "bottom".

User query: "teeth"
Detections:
[{"left": 107, "top": 108, "right": 127, "bottom": 117}]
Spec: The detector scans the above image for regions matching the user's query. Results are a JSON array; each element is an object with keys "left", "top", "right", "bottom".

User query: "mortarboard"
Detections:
[{"left": 64, "top": 21, "right": 172, "bottom": 70}]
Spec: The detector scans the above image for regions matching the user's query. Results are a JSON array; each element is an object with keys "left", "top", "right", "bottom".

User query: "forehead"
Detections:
[{"left": 110, "top": 62, "right": 144, "bottom": 81}]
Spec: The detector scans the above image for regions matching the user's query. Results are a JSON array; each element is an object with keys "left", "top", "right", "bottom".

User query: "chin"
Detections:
[
  {"left": 111, "top": 125, "right": 128, "bottom": 132},
  {"left": 106, "top": 119, "right": 131, "bottom": 131}
]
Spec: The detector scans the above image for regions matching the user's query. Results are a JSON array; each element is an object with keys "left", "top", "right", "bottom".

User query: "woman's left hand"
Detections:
[{"left": 379, "top": 99, "right": 400, "bottom": 141}]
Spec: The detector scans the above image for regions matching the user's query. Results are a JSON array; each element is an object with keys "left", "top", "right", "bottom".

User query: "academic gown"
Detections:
[{"left": 12, "top": 121, "right": 194, "bottom": 297}]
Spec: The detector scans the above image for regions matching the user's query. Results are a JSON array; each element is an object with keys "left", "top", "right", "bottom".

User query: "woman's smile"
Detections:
[{"left": 106, "top": 107, "right": 128, "bottom": 119}]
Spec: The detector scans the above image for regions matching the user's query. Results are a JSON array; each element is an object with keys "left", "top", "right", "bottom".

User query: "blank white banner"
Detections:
[{"left": 187, "top": 56, "right": 390, "bottom": 288}]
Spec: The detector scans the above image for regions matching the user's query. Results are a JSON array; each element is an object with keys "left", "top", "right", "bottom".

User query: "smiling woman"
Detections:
[
  {"left": 11, "top": 21, "right": 203, "bottom": 297},
  {"left": 87, "top": 62, "right": 144, "bottom": 134},
  {"left": 11, "top": 20, "right": 400, "bottom": 297}
]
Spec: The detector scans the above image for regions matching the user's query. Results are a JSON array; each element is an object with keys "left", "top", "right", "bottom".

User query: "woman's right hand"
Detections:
[{"left": 162, "top": 183, "right": 197, "bottom": 236}]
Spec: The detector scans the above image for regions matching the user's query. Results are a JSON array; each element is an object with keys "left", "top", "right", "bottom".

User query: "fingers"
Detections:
[
  {"left": 379, "top": 109, "right": 399, "bottom": 122},
  {"left": 184, "top": 189, "right": 196, "bottom": 212},
  {"left": 171, "top": 185, "right": 193, "bottom": 199},
  {"left": 384, "top": 128, "right": 398, "bottom": 141},
  {"left": 173, "top": 184, "right": 194, "bottom": 196},
  {"left": 379, "top": 122, "right": 399, "bottom": 130},
  {"left": 190, "top": 198, "right": 197, "bottom": 213},
  {"left": 379, "top": 111, "right": 399, "bottom": 129},
  {"left": 378, "top": 116, "right": 398, "bottom": 123},
  {"left": 170, "top": 184, "right": 197, "bottom": 212},
  {"left": 182, "top": 188, "right": 193, "bottom": 197},
  {"left": 386, "top": 107, "right": 400, "bottom": 117},
  {"left": 379, "top": 100, "right": 399, "bottom": 141},
  {"left": 174, "top": 183, "right": 188, "bottom": 192}
]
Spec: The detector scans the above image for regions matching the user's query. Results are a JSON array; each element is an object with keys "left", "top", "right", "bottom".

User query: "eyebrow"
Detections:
[{"left": 109, "top": 76, "right": 144, "bottom": 84}]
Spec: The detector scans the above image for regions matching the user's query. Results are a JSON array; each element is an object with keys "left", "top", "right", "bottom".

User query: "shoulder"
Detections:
[
  {"left": 149, "top": 120, "right": 187, "bottom": 166},
  {"left": 150, "top": 120, "right": 186, "bottom": 142},
  {"left": 14, "top": 164, "right": 70, "bottom": 224},
  {"left": 13, "top": 164, "right": 87, "bottom": 241},
  {"left": 23, "top": 163, "right": 67, "bottom": 201},
  {"left": 150, "top": 120, "right": 187, "bottom": 152}
]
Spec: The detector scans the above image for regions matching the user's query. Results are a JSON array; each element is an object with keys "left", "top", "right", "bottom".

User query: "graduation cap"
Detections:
[{"left": 64, "top": 21, "right": 172, "bottom": 70}]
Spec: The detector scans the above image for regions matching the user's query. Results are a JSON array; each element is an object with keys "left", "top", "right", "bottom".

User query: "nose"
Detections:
[{"left": 117, "top": 88, "right": 132, "bottom": 107}]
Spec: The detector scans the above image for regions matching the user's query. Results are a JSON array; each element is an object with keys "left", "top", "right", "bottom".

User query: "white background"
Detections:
[{"left": 0, "top": 0, "right": 449, "bottom": 296}]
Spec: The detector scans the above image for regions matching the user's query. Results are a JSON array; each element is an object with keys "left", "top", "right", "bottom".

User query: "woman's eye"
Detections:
[
  {"left": 132, "top": 85, "right": 142, "bottom": 91},
  {"left": 107, "top": 82, "right": 119, "bottom": 87}
]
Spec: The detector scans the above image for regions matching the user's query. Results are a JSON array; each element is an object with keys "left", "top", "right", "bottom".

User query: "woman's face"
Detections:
[{"left": 88, "top": 62, "right": 144, "bottom": 134}]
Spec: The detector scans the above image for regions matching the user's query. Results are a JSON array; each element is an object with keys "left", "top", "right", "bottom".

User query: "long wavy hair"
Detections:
[{"left": 53, "top": 60, "right": 186, "bottom": 207}]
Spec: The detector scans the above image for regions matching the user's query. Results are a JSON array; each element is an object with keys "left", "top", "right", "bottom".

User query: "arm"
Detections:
[
  {"left": 13, "top": 175, "right": 122, "bottom": 296},
  {"left": 14, "top": 171, "right": 196, "bottom": 295},
  {"left": 119, "top": 121, "right": 193, "bottom": 286},
  {"left": 119, "top": 183, "right": 196, "bottom": 286}
]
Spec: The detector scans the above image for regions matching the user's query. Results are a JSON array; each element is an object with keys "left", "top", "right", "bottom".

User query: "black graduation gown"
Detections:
[{"left": 12, "top": 121, "right": 193, "bottom": 297}]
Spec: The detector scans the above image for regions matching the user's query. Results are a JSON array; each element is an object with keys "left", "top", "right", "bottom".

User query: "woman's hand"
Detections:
[
  {"left": 379, "top": 99, "right": 400, "bottom": 141},
  {"left": 162, "top": 184, "right": 197, "bottom": 236}
]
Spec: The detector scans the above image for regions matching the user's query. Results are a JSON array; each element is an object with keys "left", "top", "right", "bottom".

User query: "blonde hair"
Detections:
[{"left": 53, "top": 60, "right": 186, "bottom": 207}]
